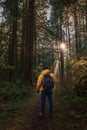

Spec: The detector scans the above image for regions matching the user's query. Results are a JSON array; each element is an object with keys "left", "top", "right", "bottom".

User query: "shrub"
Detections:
[{"left": 74, "top": 75, "right": 87, "bottom": 96}]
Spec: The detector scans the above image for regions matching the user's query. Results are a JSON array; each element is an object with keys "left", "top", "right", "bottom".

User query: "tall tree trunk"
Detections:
[
  {"left": 74, "top": 9, "right": 80, "bottom": 53},
  {"left": 24, "top": 0, "right": 35, "bottom": 83},
  {"left": 21, "top": 0, "right": 28, "bottom": 78},
  {"left": 8, "top": 0, "right": 18, "bottom": 82},
  {"left": 85, "top": 0, "right": 87, "bottom": 47},
  {"left": 66, "top": 8, "right": 71, "bottom": 57}
]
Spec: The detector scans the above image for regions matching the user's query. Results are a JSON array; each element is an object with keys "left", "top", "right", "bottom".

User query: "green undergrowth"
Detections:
[
  {"left": 0, "top": 81, "right": 35, "bottom": 129},
  {"left": 61, "top": 91, "right": 87, "bottom": 119},
  {"left": 60, "top": 89, "right": 87, "bottom": 111},
  {"left": 53, "top": 87, "right": 87, "bottom": 130},
  {"left": 0, "top": 84, "right": 87, "bottom": 130}
]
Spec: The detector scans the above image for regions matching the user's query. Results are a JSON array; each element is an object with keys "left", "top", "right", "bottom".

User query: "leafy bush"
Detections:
[
  {"left": 66, "top": 55, "right": 87, "bottom": 96},
  {"left": 74, "top": 75, "right": 87, "bottom": 96},
  {"left": 0, "top": 81, "right": 32, "bottom": 102}
]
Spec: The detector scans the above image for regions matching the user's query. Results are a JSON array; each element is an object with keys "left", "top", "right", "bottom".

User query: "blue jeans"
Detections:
[{"left": 41, "top": 90, "right": 53, "bottom": 113}]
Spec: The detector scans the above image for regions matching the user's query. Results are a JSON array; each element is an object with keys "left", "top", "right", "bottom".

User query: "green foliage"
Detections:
[
  {"left": 50, "top": 0, "right": 78, "bottom": 7},
  {"left": 37, "top": 46, "right": 55, "bottom": 70},
  {"left": 74, "top": 75, "right": 87, "bottom": 97},
  {"left": 0, "top": 81, "right": 34, "bottom": 128},
  {"left": 69, "top": 56, "right": 87, "bottom": 83},
  {"left": 0, "top": 81, "right": 32, "bottom": 102},
  {"left": 67, "top": 55, "right": 87, "bottom": 96}
]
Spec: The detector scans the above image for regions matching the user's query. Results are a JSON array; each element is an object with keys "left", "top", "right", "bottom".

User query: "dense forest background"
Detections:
[
  {"left": 0, "top": 0, "right": 87, "bottom": 119},
  {"left": 0, "top": 0, "right": 87, "bottom": 129}
]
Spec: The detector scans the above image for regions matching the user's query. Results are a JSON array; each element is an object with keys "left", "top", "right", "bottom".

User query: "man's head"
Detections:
[{"left": 43, "top": 66, "right": 49, "bottom": 70}]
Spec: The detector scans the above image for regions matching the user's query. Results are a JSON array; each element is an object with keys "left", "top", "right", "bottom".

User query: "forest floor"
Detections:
[{"left": 0, "top": 86, "right": 87, "bottom": 130}]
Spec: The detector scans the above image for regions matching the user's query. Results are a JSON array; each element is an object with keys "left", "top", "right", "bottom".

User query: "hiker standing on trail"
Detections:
[{"left": 36, "top": 66, "right": 57, "bottom": 116}]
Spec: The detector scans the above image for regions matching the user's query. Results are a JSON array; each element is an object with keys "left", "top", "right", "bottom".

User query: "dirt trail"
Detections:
[
  {"left": 2, "top": 88, "right": 87, "bottom": 130},
  {"left": 13, "top": 88, "right": 86, "bottom": 130},
  {"left": 20, "top": 90, "right": 63, "bottom": 130}
]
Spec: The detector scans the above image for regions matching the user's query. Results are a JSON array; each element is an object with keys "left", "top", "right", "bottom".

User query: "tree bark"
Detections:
[
  {"left": 8, "top": 0, "right": 18, "bottom": 82},
  {"left": 24, "top": 0, "right": 35, "bottom": 83}
]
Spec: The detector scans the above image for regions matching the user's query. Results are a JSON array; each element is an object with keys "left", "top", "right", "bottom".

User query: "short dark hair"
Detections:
[{"left": 43, "top": 66, "right": 49, "bottom": 70}]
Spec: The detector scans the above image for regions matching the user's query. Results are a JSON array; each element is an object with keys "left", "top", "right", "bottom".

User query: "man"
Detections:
[{"left": 36, "top": 66, "right": 57, "bottom": 116}]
